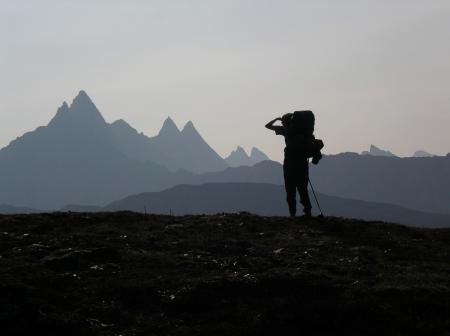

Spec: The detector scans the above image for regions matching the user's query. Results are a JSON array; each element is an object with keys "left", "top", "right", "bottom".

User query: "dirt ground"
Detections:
[{"left": 1, "top": 212, "right": 449, "bottom": 335}]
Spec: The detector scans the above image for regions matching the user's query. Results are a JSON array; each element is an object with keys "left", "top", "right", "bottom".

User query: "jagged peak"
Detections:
[
  {"left": 47, "top": 101, "right": 70, "bottom": 126},
  {"left": 235, "top": 146, "right": 247, "bottom": 154},
  {"left": 48, "top": 90, "right": 106, "bottom": 127},
  {"left": 366, "top": 144, "right": 396, "bottom": 157},
  {"left": 181, "top": 121, "right": 202, "bottom": 138},
  {"left": 70, "top": 90, "right": 105, "bottom": 122},
  {"left": 227, "top": 146, "right": 249, "bottom": 159},
  {"left": 182, "top": 120, "right": 195, "bottom": 131},
  {"left": 250, "top": 147, "right": 270, "bottom": 162},
  {"left": 158, "top": 117, "right": 180, "bottom": 136},
  {"left": 71, "top": 90, "right": 93, "bottom": 106}
]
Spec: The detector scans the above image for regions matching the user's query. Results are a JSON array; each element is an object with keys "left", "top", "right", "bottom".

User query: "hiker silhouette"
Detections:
[{"left": 266, "top": 111, "right": 323, "bottom": 217}]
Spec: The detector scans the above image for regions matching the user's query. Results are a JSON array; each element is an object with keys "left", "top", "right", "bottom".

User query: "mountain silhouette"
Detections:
[
  {"left": 105, "top": 183, "right": 450, "bottom": 228},
  {"left": 413, "top": 150, "right": 433, "bottom": 157},
  {"left": 111, "top": 117, "right": 228, "bottom": 173},
  {"left": 250, "top": 147, "right": 270, "bottom": 162},
  {"left": 225, "top": 146, "right": 254, "bottom": 167},
  {"left": 361, "top": 144, "right": 396, "bottom": 157},
  {"left": 225, "top": 146, "right": 270, "bottom": 167},
  {"left": 0, "top": 91, "right": 192, "bottom": 209}
]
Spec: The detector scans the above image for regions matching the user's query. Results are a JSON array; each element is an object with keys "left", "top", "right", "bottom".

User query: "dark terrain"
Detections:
[{"left": 1, "top": 212, "right": 449, "bottom": 335}]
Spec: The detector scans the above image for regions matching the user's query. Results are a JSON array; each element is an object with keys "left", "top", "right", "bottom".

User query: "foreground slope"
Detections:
[{"left": 1, "top": 213, "right": 449, "bottom": 335}]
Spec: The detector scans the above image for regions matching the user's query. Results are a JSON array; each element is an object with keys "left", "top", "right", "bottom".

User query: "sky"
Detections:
[{"left": 1, "top": 0, "right": 450, "bottom": 162}]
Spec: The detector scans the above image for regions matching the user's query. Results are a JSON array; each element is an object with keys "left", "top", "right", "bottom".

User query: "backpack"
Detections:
[
  {"left": 289, "top": 110, "right": 324, "bottom": 163},
  {"left": 292, "top": 110, "right": 315, "bottom": 135}
]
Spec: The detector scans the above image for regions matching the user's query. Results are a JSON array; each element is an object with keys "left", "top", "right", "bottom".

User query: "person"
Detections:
[{"left": 265, "top": 113, "right": 315, "bottom": 217}]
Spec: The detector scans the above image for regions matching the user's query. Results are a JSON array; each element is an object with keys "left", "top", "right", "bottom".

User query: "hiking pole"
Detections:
[{"left": 308, "top": 177, "right": 324, "bottom": 218}]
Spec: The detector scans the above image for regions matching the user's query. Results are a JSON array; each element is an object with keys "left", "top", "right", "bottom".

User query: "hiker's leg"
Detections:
[
  {"left": 284, "top": 162, "right": 297, "bottom": 216},
  {"left": 297, "top": 161, "right": 312, "bottom": 216}
]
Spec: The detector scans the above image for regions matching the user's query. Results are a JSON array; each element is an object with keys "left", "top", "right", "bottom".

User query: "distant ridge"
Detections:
[
  {"left": 225, "top": 146, "right": 270, "bottom": 167},
  {"left": 413, "top": 150, "right": 433, "bottom": 157},
  {"left": 105, "top": 183, "right": 450, "bottom": 228},
  {"left": 361, "top": 145, "right": 396, "bottom": 157},
  {"left": 0, "top": 204, "right": 39, "bottom": 214}
]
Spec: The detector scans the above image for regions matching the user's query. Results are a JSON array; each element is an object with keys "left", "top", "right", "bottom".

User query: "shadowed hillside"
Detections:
[
  {"left": 104, "top": 183, "right": 450, "bottom": 228},
  {"left": 0, "top": 212, "right": 449, "bottom": 335},
  {"left": 208, "top": 156, "right": 450, "bottom": 215},
  {"left": 310, "top": 153, "right": 450, "bottom": 214}
]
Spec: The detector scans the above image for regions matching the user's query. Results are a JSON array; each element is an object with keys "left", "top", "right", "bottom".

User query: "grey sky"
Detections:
[{"left": 1, "top": 0, "right": 450, "bottom": 161}]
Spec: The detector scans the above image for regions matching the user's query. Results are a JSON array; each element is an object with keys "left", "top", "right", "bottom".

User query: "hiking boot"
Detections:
[{"left": 303, "top": 210, "right": 312, "bottom": 219}]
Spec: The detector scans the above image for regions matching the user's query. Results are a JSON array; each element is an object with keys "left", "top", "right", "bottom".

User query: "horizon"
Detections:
[{"left": 2, "top": 1, "right": 450, "bottom": 161}]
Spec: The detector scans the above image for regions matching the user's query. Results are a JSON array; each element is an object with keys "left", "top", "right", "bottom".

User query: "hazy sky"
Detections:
[{"left": 1, "top": 0, "right": 450, "bottom": 161}]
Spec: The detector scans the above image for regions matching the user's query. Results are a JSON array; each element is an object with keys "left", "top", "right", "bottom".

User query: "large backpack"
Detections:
[
  {"left": 289, "top": 110, "right": 324, "bottom": 162},
  {"left": 292, "top": 110, "right": 315, "bottom": 135}
]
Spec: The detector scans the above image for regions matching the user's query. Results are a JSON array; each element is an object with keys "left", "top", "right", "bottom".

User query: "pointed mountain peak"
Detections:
[
  {"left": 365, "top": 144, "right": 396, "bottom": 157},
  {"left": 48, "top": 91, "right": 107, "bottom": 128},
  {"left": 181, "top": 121, "right": 201, "bottom": 137},
  {"left": 74, "top": 90, "right": 91, "bottom": 101},
  {"left": 71, "top": 90, "right": 94, "bottom": 107},
  {"left": 47, "top": 101, "right": 70, "bottom": 126},
  {"left": 69, "top": 90, "right": 106, "bottom": 123},
  {"left": 158, "top": 117, "right": 180, "bottom": 136},
  {"left": 235, "top": 146, "right": 247, "bottom": 155},
  {"left": 250, "top": 147, "right": 270, "bottom": 162},
  {"left": 225, "top": 146, "right": 254, "bottom": 167},
  {"left": 227, "top": 146, "right": 249, "bottom": 158},
  {"left": 182, "top": 120, "right": 195, "bottom": 131}
]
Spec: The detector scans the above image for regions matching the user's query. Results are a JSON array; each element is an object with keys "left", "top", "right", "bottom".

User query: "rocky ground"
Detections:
[{"left": 0, "top": 212, "right": 449, "bottom": 335}]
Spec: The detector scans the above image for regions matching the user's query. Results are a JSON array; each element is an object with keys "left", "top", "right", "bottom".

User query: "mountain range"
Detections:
[
  {"left": 361, "top": 145, "right": 435, "bottom": 158},
  {"left": 0, "top": 91, "right": 448, "bottom": 221},
  {"left": 225, "top": 146, "right": 270, "bottom": 167},
  {"left": 110, "top": 117, "right": 227, "bottom": 173},
  {"left": 0, "top": 91, "right": 269, "bottom": 209}
]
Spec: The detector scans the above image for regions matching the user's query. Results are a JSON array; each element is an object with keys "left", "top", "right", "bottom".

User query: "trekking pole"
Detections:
[{"left": 308, "top": 177, "right": 324, "bottom": 218}]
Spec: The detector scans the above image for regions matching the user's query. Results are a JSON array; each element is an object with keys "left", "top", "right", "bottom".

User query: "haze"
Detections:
[{"left": 1, "top": 0, "right": 450, "bottom": 161}]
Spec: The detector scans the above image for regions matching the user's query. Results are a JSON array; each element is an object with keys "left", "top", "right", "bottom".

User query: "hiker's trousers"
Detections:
[{"left": 283, "top": 158, "right": 312, "bottom": 216}]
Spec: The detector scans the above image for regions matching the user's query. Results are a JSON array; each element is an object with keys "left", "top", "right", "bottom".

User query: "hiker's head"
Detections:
[{"left": 281, "top": 113, "right": 293, "bottom": 127}]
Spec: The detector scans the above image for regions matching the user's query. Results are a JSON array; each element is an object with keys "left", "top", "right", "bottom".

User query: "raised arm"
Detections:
[{"left": 265, "top": 117, "right": 283, "bottom": 132}]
